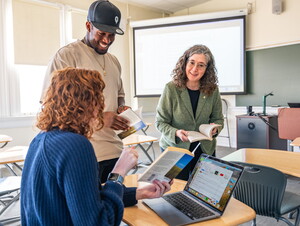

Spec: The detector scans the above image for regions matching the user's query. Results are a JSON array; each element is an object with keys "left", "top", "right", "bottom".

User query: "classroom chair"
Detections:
[
  {"left": 278, "top": 108, "right": 300, "bottom": 151},
  {"left": 219, "top": 99, "right": 231, "bottom": 148},
  {"left": 231, "top": 162, "right": 300, "bottom": 226}
]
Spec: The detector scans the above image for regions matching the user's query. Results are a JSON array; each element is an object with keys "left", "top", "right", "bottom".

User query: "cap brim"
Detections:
[{"left": 91, "top": 22, "right": 124, "bottom": 35}]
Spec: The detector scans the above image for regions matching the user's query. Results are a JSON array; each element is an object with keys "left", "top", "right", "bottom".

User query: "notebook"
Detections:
[{"left": 143, "top": 154, "right": 244, "bottom": 226}]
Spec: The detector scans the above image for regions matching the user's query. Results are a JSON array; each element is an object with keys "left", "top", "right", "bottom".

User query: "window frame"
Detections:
[{"left": 0, "top": 0, "right": 87, "bottom": 128}]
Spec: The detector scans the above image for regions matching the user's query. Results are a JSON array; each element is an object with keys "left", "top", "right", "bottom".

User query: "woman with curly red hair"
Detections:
[
  {"left": 21, "top": 68, "right": 171, "bottom": 225},
  {"left": 156, "top": 45, "right": 224, "bottom": 181}
]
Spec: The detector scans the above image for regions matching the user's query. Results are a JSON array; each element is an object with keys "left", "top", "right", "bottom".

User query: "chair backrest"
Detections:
[
  {"left": 278, "top": 108, "right": 300, "bottom": 140},
  {"left": 231, "top": 162, "right": 286, "bottom": 218},
  {"left": 221, "top": 99, "right": 228, "bottom": 118}
]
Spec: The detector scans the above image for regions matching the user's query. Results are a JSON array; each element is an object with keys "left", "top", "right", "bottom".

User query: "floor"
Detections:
[{"left": 1, "top": 143, "right": 300, "bottom": 225}]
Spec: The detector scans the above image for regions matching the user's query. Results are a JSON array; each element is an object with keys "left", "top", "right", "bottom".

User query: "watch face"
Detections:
[
  {"left": 108, "top": 173, "right": 124, "bottom": 184},
  {"left": 109, "top": 174, "right": 118, "bottom": 180}
]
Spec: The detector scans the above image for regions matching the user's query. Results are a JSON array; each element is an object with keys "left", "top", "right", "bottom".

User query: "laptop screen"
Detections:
[{"left": 184, "top": 154, "right": 243, "bottom": 212}]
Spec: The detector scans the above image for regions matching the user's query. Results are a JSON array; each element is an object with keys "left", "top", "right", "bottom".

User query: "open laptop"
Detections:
[{"left": 143, "top": 154, "right": 244, "bottom": 226}]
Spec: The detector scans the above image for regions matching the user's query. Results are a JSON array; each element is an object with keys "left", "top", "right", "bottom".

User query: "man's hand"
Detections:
[
  {"left": 176, "top": 129, "right": 189, "bottom": 142},
  {"left": 136, "top": 179, "right": 173, "bottom": 200},
  {"left": 103, "top": 111, "right": 130, "bottom": 130},
  {"left": 117, "top": 105, "right": 131, "bottom": 114}
]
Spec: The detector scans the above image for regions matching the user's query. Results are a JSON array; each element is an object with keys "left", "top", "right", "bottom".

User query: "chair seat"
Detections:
[{"left": 280, "top": 191, "right": 300, "bottom": 215}]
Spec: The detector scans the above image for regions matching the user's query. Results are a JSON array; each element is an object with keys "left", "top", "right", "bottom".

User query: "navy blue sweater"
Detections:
[{"left": 21, "top": 130, "right": 133, "bottom": 225}]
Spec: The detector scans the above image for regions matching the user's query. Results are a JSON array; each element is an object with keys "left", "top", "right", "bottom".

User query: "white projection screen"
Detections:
[{"left": 132, "top": 12, "right": 246, "bottom": 97}]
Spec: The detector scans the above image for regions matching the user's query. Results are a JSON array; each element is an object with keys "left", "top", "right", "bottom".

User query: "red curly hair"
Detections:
[{"left": 37, "top": 67, "right": 105, "bottom": 138}]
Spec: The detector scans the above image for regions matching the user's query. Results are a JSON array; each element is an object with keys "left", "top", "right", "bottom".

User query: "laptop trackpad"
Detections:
[{"left": 143, "top": 198, "right": 191, "bottom": 226}]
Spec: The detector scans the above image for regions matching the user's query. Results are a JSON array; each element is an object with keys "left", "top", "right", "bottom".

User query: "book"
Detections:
[
  {"left": 115, "top": 108, "right": 146, "bottom": 139},
  {"left": 187, "top": 124, "right": 221, "bottom": 143},
  {"left": 138, "top": 147, "right": 194, "bottom": 183}
]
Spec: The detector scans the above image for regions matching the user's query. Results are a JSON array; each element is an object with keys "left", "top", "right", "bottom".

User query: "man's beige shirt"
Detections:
[{"left": 42, "top": 40, "right": 124, "bottom": 162}]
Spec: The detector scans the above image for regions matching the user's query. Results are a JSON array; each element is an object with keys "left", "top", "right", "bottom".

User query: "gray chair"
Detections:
[{"left": 232, "top": 162, "right": 300, "bottom": 226}]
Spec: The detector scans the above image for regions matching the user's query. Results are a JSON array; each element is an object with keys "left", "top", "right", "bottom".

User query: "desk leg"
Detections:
[
  {"left": 141, "top": 125, "right": 157, "bottom": 160},
  {"left": 12, "top": 163, "right": 23, "bottom": 172},
  {"left": 5, "top": 164, "right": 18, "bottom": 176},
  {"left": 4, "top": 163, "right": 22, "bottom": 176},
  {"left": 0, "top": 142, "right": 8, "bottom": 148},
  {"left": 141, "top": 125, "right": 149, "bottom": 135},
  {"left": 137, "top": 143, "right": 154, "bottom": 163},
  {"left": 287, "top": 140, "right": 293, "bottom": 152}
]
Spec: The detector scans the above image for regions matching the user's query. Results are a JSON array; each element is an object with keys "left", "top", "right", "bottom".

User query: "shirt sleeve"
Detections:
[{"left": 155, "top": 83, "right": 178, "bottom": 144}]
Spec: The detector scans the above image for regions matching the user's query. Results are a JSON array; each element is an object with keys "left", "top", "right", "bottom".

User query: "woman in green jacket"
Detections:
[{"left": 155, "top": 44, "right": 224, "bottom": 180}]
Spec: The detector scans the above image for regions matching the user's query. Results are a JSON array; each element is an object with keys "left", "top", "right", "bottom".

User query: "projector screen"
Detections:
[{"left": 132, "top": 12, "right": 246, "bottom": 97}]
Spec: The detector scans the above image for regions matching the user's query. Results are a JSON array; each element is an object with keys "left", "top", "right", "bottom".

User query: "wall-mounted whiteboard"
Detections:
[{"left": 131, "top": 10, "right": 246, "bottom": 97}]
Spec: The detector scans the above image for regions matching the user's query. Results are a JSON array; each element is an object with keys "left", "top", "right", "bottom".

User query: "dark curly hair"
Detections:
[
  {"left": 37, "top": 67, "right": 105, "bottom": 139},
  {"left": 172, "top": 44, "right": 218, "bottom": 95}
]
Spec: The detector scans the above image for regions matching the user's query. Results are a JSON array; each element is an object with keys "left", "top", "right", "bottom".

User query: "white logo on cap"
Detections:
[{"left": 115, "top": 16, "right": 119, "bottom": 24}]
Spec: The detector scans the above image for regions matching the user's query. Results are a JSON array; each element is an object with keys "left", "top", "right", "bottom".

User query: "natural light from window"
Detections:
[{"left": 16, "top": 64, "right": 46, "bottom": 115}]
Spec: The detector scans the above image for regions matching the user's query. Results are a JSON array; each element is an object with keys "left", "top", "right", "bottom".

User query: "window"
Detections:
[{"left": 0, "top": 0, "right": 87, "bottom": 123}]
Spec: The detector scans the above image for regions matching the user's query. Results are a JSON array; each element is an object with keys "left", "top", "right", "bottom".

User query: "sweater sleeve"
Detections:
[
  {"left": 209, "top": 88, "right": 224, "bottom": 132},
  {"left": 44, "top": 132, "right": 125, "bottom": 225},
  {"left": 123, "top": 186, "right": 138, "bottom": 207}
]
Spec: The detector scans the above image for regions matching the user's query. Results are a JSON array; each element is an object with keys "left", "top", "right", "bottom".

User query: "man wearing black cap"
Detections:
[{"left": 41, "top": 0, "right": 144, "bottom": 205}]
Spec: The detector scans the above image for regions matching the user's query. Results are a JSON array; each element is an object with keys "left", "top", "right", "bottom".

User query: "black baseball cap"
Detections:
[{"left": 87, "top": 0, "right": 124, "bottom": 35}]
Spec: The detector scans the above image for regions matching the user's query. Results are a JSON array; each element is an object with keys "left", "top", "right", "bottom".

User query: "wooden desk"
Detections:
[
  {"left": 222, "top": 148, "right": 300, "bottom": 177},
  {"left": 0, "top": 146, "right": 28, "bottom": 175},
  {"left": 0, "top": 135, "right": 13, "bottom": 148},
  {"left": 123, "top": 134, "right": 158, "bottom": 163},
  {"left": 291, "top": 137, "right": 300, "bottom": 147},
  {"left": 123, "top": 174, "right": 255, "bottom": 226}
]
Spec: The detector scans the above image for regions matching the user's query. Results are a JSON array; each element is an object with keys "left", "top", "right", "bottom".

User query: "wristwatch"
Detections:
[
  {"left": 107, "top": 173, "right": 124, "bottom": 185},
  {"left": 117, "top": 105, "right": 124, "bottom": 114}
]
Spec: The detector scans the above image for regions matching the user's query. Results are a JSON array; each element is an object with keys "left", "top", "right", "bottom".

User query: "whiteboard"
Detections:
[{"left": 132, "top": 13, "right": 246, "bottom": 97}]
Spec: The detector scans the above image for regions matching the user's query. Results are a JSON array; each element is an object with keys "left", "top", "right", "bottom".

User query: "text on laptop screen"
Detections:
[{"left": 185, "top": 155, "right": 242, "bottom": 212}]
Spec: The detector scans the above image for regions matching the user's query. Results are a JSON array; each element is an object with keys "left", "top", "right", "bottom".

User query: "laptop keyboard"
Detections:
[{"left": 163, "top": 193, "right": 214, "bottom": 220}]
